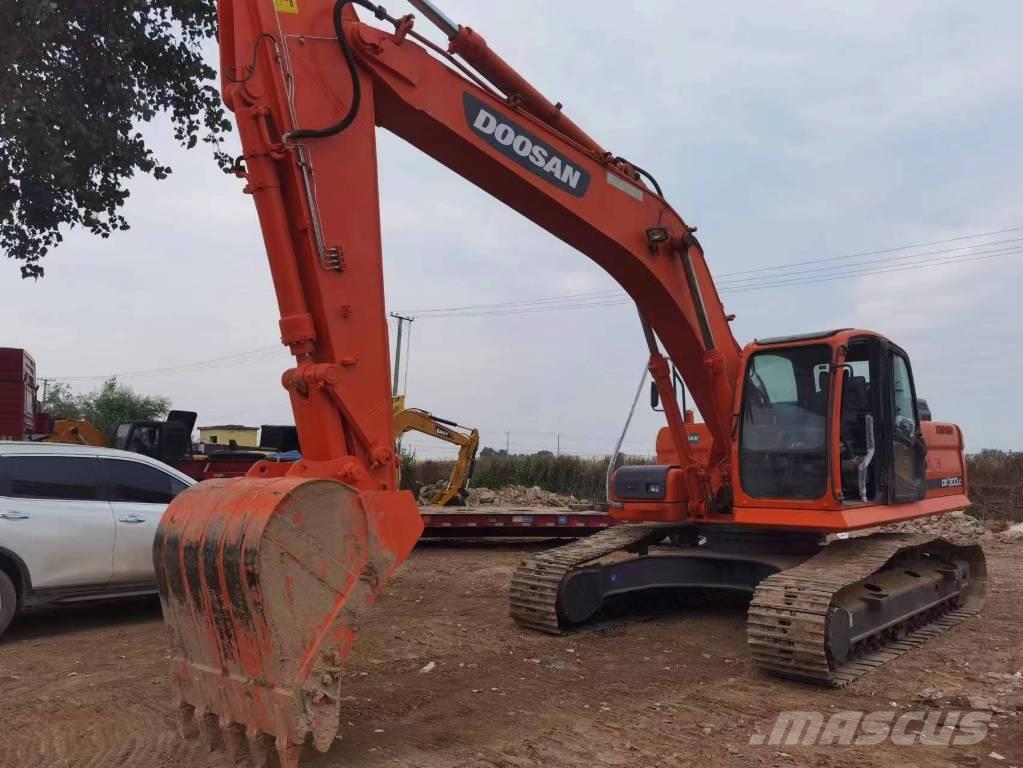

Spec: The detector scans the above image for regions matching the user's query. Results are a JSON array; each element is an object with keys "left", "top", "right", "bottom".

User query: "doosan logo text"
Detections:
[
  {"left": 473, "top": 109, "right": 583, "bottom": 188},
  {"left": 463, "top": 93, "right": 590, "bottom": 197}
]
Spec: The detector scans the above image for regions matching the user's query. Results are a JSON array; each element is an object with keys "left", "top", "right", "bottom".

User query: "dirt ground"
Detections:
[{"left": 1, "top": 536, "right": 1020, "bottom": 768}]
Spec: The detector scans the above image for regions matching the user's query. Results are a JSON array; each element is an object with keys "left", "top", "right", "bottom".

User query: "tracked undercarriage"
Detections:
[{"left": 510, "top": 525, "right": 985, "bottom": 686}]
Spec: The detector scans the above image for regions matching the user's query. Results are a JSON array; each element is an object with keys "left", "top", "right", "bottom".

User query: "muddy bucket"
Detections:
[{"left": 154, "top": 476, "right": 422, "bottom": 766}]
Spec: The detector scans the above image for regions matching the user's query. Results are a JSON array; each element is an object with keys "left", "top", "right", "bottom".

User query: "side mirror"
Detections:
[{"left": 650, "top": 381, "right": 660, "bottom": 410}]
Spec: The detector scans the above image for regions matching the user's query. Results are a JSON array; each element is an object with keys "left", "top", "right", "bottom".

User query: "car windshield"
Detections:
[{"left": 740, "top": 344, "right": 831, "bottom": 499}]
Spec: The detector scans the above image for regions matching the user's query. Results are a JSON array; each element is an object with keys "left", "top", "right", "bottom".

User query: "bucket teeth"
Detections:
[
  {"left": 276, "top": 742, "right": 304, "bottom": 768},
  {"left": 154, "top": 480, "right": 423, "bottom": 767},
  {"left": 197, "top": 710, "right": 220, "bottom": 752},
  {"left": 175, "top": 704, "right": 196, "bottom": 739},
  {"left": 247, "top": 728, "right": 273, "bottom": 768},
  {"left": 221, "top": 721, "right": 245, "bottom": 763}
]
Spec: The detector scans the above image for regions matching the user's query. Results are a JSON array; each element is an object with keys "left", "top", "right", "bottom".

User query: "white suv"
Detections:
[{"left": 0, "top": 442, "right": 194, "bottom": 638}]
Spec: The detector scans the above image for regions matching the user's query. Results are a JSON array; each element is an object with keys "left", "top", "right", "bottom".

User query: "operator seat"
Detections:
[
  {"left": 840, "top": 375, "right": 871, "bottom": 497},
  {"left": 815, "top": 369, "right": 830, "bottom": 413}
]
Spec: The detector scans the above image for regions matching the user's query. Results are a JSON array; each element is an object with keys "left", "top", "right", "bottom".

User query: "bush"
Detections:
[
  {"left": 966, "top": 450, "right": 1023, "bottom": 486},
  {"left": 965, "top": 450, "right": 1023, "bottom": 521},
  {"left": 398, "top": 452, "right": 652, "bottom": 502}
]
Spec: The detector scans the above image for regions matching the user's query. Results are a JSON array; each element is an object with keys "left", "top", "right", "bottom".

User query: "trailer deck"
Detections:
[{"left": 419, "top": 505, "right": 613, "bottom": 537}]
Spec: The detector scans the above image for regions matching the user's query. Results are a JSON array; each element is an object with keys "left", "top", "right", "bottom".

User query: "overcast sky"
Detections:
[{"left": 3, "top": 1, "right": 1021, "bottom": 458}]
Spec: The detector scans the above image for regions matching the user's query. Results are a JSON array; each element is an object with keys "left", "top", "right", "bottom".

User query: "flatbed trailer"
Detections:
[
  {"left": 172, "top": 452, "right": 616, "bottom": 538},
  {"left": 172, "top": 452, "right": 615, "bottom": 538},
  {"left": 420, "top": 505, "right": 613, "bottom": 538}
]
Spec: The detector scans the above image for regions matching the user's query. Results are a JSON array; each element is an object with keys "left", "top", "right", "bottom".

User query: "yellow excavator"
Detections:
[
  {"left": 42, "top": 419, "right": 109, "bottom": 446},
  {"left": 392, "top": 396, "right": 480, "bottom": 506}
]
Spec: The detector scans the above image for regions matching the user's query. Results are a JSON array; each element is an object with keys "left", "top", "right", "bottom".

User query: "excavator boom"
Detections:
[{"left": 157, "top": 2, "right": 731, "bottom": 758}]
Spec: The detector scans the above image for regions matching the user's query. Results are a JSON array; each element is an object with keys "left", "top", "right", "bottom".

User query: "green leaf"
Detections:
[{"left": 0, "top": 0, "right": 230, "bottom": 277}]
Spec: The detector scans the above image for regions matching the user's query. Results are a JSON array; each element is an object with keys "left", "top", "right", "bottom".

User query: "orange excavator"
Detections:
[{"left": 154, "top": 1, "right": 984, "bottom": 764}]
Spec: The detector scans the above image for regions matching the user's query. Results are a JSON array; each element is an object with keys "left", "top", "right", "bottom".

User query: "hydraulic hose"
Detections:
[
  {"left": 614, "top": 156, "right": 663, "bottom": 197},
  {"left": 285, "top": 0, "right": 389, "bottom": 142}
]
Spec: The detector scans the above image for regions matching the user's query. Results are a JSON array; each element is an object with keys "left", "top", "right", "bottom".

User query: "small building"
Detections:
[{"left": 198, "top": 424, "right": 258, "bottom": 447}]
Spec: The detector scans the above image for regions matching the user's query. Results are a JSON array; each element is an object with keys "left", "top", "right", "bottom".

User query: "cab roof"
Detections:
[{"left": 753, "top": 328, "right": 851, "bottom": 346}]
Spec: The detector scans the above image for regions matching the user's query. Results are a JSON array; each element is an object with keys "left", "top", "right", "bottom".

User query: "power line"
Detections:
[
  {"left": 395, "top": 242, "right": 1023, "bottom": 317},
  {"left": 46, "top": 225, "right": 1022, "bottom": 380},
  {"left": 403, "top": 288, "right": 621, "bottom": 315},
  {"left": 722, "top": 245, "right": 1023, "bottom": 293},
  {"left": 716, "top": 224, "right": 1023, "bottom": 278},
  {"left": 52, "top": 345, "right": 283, "bottom": 382},
  {"left": 393, "top": 225, "right": 1022, "bottom": 318},
  {"left": 715, "top": 237, "right": 1023, "bottom": 287},
  {"left": 407, "top": 297, "right": 631, "bottom": 318}
]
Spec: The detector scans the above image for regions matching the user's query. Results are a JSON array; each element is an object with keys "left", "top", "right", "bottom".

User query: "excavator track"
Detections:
[
  {"left": 509, "top": 524, "right": 664, "bottom": 633},
  {"left": 512, "top": 527, "right": 985, "bottom": 690},
  {"left": 748, "top": 533, "right": 986, "bottom": 687}
]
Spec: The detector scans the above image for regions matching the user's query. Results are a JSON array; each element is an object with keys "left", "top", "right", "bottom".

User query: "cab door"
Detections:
[{"left": 885, "top": 347, "right": 926, "bottom": 502}]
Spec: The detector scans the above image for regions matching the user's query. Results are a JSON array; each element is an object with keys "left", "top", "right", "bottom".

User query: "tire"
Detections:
[{"left": 0, "top": 569, "right": 17, "bottom": 639}]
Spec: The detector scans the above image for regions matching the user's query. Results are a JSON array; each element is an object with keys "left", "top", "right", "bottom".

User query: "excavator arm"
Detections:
[
  {"left": 155, "top": 1, "right": 743, "bottom": 763},
  {"left": 392, "top": 405, "right": 479, "bottom": 506}
]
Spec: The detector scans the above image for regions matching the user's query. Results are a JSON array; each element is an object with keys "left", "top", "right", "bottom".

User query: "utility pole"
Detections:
[
  {"left": 39, "top": 378, "right": 55, "bottom": 404},
  {"left": 505, "top": 431, "right": 510, "bottom": 454},
  {"left": 390, "top": 313, "right": 414, "bottom": 396},
  {"left": 557, "top": 433, "right": 561, "bottom": 456}
]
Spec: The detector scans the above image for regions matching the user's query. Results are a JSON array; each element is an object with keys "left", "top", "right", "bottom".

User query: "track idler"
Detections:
[{"left": 154, "top": 477, "right": 422, "bottom": 765}]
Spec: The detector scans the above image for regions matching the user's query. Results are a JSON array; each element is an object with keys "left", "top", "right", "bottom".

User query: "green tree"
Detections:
[
  {"left": 42, "top": 378, "right": 171, "bottom": 436},
  {"left": 0, "top": 1, "right": 231, "bottom": 278},
  {"left": 39, "top": 381, "right": 80, "bottom": 421}
]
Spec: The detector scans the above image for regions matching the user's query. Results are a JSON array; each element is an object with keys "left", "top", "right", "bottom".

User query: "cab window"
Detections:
[
  {"left": 740, "top": 345, "right": 831, "bottom": 499},
  {"left": 891, "top": 354, "right": 917, "bottom": 439},
  {"left": 891, "top": 353, "right": 920, "bottom": 491}
]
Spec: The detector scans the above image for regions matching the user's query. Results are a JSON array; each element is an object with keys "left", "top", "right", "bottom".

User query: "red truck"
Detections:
[{"left": 0, "top": 348, "right": 38, "bottom": 441}]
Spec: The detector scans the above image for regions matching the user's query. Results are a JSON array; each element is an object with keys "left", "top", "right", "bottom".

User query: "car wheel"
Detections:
[{"left": 0, "top": 570, "right": 17, "bottom": 639}]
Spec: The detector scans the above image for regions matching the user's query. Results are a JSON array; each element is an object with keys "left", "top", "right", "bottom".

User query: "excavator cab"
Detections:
[{"left": 736, "top": 329, "right": 928, "bottom": 509}]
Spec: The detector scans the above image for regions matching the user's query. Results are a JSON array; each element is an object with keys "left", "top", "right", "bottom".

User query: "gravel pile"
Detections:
[
  {"left": 416, "top": 482, "right": 582, "bottom": 507},
  {"left": 878, "top": 510, "right": 987, "bottom": 540},
  {"left": 466, "top": 485, "right": 580, "bottom": 507}
]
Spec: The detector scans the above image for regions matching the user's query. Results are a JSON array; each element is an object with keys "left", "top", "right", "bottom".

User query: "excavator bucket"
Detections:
[{"left": 154, "top": 476, "right": 422, "bottom": 765}]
